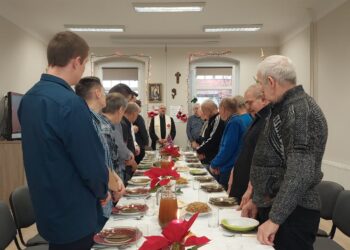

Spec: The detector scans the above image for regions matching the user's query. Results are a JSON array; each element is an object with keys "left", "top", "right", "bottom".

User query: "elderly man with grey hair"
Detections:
[
  {"left": 242, "top": 55, "right": 328, "bottom": 250},
  {"left": 186, "top": 103, "right": 204, "bottom": 149}
]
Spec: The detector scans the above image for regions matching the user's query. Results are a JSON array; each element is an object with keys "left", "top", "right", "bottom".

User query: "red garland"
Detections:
[{"left": 139, "top": 213, "right": 210, "bottom": 250}]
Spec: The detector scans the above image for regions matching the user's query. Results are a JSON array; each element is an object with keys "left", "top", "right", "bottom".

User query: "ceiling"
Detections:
[{"left": 0, "top": 0, "right": 347, "bottom": 47}]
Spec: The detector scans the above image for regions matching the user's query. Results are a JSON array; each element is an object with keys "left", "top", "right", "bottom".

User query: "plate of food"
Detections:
[
  {"left": 133, "top": 170, "right": 146, "bottom": 176},
  {"left": 190, "top": 169, "right": 207, "bottom": 176},
  {"left": 194, "top": 176, "right": 214, "bottom": 183},
  {"left": 176, "top": 177, "right": 189, "bottom": 187},
  {"left": 187, "top": 163, "right": 203, "bottom": 169},
  {"left": 221, "top": 218, "right": 259, "bottom": 232},
  {"left": 186, "top": 158, "right": 200, "bottom": 163},
  {"left": 112, "top": 204, "right": 148, "bottom": 216},
  {"left": 209, "top": 197, "right": 238, "bottom": 207},
  {"left": 201, "top": 184, "right": 224, "bottom": 193},
  {"left": 185, "top": 202, "right": 212, "bottom": 216},
  {"left": 125, "top": 188, "right": 150, "bottom": 197},
  {"left": 128, "top": 177, "right": 150, "bottom": 186},
  {"left": 137, "top": 164, "right": 152, "bottom": 170},
  {"left": 175, "top": 166, "right": 190, "bottom": 172},
  {"left": 94, "top": 227, "right": 141, "bottom": 246}
]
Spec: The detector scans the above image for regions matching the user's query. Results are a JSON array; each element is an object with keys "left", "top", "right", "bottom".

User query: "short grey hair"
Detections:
[
  {"left": 257, "top": 55, "right": 297, "bottom": 85},
  {"left": 233, "top": 95, "right": 246, "bottom": 109},
  {"left": 245, "top": 84, "right": 263, "bottom": 99},
  {"left": 201, "top": 99, "right": 218, "bottom": 114},
  {"left": 102, "top": 93, "right": 127, "bottom": 114},
  {"left": 125, "top": 102, "right": 140, "bottom": 115}
]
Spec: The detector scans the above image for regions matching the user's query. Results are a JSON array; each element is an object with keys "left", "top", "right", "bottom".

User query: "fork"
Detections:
[{"left": 112, "top": 215, "right": 144, "bottom": 221}]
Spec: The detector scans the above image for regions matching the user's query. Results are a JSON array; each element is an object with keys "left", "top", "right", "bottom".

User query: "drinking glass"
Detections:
[{"left": 208, "top": 206, "right": 219, "bottom": 228}]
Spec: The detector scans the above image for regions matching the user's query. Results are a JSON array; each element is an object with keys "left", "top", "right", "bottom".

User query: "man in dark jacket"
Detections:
[
  {"left": 134, "top": 100, "right": 149, "bottom": 163},
  {"left": 228, "top": 84, "right": 270, "bottom": 202},
  {"left": 196, "top": 99, "right": 225, "bottom": 165},
  {"left": 121, "top": 102, "right": 140, "bottom": 183}
]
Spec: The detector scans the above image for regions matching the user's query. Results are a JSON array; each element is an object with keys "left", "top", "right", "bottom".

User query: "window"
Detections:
[
  {"left": 102, "top": 67, "right": 139, "bottom": 94},
  {"left": 195, "top": 66, "right": 235, "bottom": 105}
]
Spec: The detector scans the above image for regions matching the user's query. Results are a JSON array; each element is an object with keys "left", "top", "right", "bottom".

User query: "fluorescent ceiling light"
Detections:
[
  {"left": 64, "top": 25, "right": 125, "bottom": 32},
  {"left": 133, "top": 2, "right": 205, "bottom": 13},
  {"left": 204, "top": 24, "right": 262, "bottom": 32}
]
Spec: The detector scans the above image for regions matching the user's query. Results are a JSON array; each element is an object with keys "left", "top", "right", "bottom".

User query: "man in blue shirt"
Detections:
[
  {"left": 186, "top": 103, "right": 204, "bottom": 149},
  {"left": 18, "top": 31, "right": 109, "bottom": 250},
  {"left": 209, "top": 98, "right": 247, "bottom": 190}
]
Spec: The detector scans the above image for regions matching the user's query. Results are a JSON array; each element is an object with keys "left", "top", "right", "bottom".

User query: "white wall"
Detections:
[
  {"left": 0, "top": 16, "right": 47, "bottom": 97},
  {"left": 88, "top": 46, "right": 278, "bottom": 148},
  {"left": 315, "top": 0, "right": 350, "bottom": 188},
  {"left": 279, "top": 26, "right": 311, "bottom": 94}
]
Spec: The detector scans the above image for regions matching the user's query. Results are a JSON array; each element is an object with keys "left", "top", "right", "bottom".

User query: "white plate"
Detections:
[
  {"left": 221, "top": 217, "right": 259, "bottom": 232},
  {"left": 127, "top": 177, "right": 150, "bottom": 186}
]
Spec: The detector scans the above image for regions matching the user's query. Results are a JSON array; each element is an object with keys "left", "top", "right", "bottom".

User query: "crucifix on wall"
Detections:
[{"left": 175, "top": 72, "right": 181, "bottom": 84}]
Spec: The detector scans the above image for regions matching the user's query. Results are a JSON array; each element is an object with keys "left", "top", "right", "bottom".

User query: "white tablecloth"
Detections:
[{"left": 92, "top": 158, "right": 274, "bottom": 250}]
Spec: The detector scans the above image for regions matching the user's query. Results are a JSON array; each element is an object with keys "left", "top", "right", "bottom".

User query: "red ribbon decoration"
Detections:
[{"left": 139, "top": 213, "right": 210, "bottom": 250}]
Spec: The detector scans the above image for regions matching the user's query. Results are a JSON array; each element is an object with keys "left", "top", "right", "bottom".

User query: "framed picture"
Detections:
[{"left": 148, "top": 83, "right": 162, "bottom": 102}]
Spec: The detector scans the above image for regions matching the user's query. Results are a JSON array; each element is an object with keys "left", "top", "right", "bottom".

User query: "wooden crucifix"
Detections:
[{"left": 175, "top": 72, "right": 181, "bottom": 84}]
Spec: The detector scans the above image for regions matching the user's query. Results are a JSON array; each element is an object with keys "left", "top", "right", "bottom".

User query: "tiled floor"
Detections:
[{"left": 6, "top": 220, "right": 350, "bottom": 249}]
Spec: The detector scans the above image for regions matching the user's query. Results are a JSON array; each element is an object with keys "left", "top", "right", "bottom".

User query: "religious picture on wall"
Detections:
[{"left": 149, "top": 83, "right": 162, "bottom": 102}]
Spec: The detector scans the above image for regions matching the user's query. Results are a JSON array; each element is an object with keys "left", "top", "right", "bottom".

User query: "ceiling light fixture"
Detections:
[
  {"left": 64, "top": 25, "right": 125, "bottom": 32},
  {"left": 203, "top": 24, "right": 262, "bottom": 32},
  {"left": 133, "top": 2, "right": 205, "bottom": 13}
]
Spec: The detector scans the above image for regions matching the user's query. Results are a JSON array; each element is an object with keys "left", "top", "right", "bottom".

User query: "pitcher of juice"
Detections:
[
  {"left": 160, "top": 155, "right": 172, "bottom": 169},
  {"left": 158, "top": 181, "right": 178, "bottom": 228}
]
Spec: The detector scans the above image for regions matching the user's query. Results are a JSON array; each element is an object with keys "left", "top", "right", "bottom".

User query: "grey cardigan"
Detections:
[{"left": 250, "top": 85, "right": 328, "bottom": 224}]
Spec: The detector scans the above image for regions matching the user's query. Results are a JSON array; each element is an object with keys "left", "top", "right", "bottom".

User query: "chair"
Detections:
[
  {"left": 315, "top": 180, "right": 344, "bottom": 238},
  {"left": 314, "top": 190, "right": 350, "bottom": 250},
  {"left": 9, "top": 186, "right": 47, "bottom": 246},
  {"left": 0, "top": 201, "right": 48, "bottom": 250}
]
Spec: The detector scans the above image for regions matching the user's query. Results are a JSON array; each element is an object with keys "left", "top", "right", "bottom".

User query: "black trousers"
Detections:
[
  {"left": 258, "top": 206, "right": 320, "bottom": 250},
  {"left": 49, "top": 233, "right": 94, "bottom": 250}
]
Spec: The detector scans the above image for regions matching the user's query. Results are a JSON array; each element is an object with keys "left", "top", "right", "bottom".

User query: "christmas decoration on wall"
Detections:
[
  {"left": 171, "top": 88, "right": 177, "bottom": 99},
  {"left": 176, "top": 110, "right": 188, "bottom": 123},
  {"left": 190, "top": 97, "right": 198, "bottom": 103}
]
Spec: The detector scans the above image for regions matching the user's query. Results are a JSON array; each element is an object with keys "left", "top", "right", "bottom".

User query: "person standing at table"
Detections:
[
  {"left": 228, "top": 84, "right": 270, "bottom": 202},
  {"left": 209, "top": 98, "right": 247, "bottom": 190},
  {"left": 109, "top": 84, "right": 138, "bottom": 183},
  {"left": 134, "top": 99, "right": 149, "bottom": 164},
  {"left": 149, "top": 104, "right": 176, "bottom": 150},
  {"left": 196, "top": 99, "right": 225, "bottom": 165},
  {"left": 18, "top": 31, "right": 109, "bottom": 250},
  {"left": 186, "top": 103, "right": 204, "bottom": 149},
  {"left": 75, "top": 77, "right": 126, "bottom": 211},
  {"left": 242, "top": 55, "right": 328, "bottom": 249},
  {"left": 121, "top": 102, "right": 141, "bottom": 183},
  {"left": 234, "top": 95, "right": 253, "bottom": 128}
]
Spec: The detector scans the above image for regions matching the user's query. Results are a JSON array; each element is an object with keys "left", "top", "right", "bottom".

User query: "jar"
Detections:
[{"left": 158, "top": 181, "right": 178, "bottom": 228}]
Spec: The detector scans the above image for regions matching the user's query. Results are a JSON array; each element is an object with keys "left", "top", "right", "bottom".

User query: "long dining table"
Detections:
[{"left": 92, "top": 152, "right": 274, "bottom": 250}]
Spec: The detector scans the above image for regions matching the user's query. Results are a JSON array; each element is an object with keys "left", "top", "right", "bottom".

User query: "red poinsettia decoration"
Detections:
[
  {"left": 161, "top": 145, "right": 180, "bottom": 158},
  {"left": 176, "top": 111, "right": 188, "bottom": 123},
  {"left": 144, "top": 166, "right": 179, "bottom": 190},
  {"left": 139, "top": 213, "right": 210, "bottom": 250},
  {"left": 148, "top": 111, "right": 158, "bottom": 118}
]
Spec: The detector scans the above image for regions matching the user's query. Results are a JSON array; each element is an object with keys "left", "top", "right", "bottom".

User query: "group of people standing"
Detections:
[
  {"left": 186, "top": 55, "right": 328, "bottom": 250},
  {"left": 18, "top": 30, "right": 328, "bottom": 250}
]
